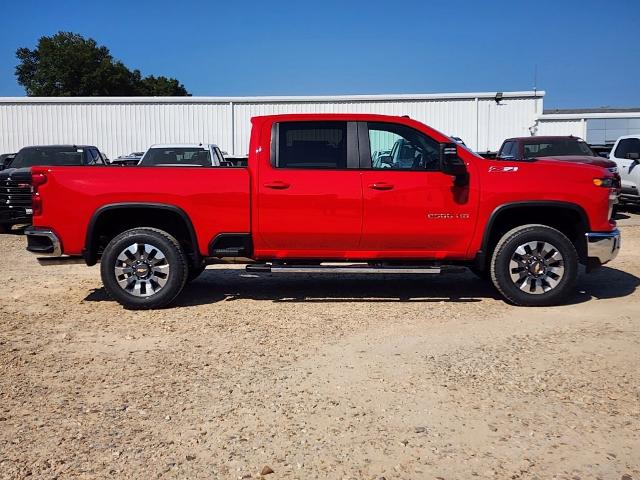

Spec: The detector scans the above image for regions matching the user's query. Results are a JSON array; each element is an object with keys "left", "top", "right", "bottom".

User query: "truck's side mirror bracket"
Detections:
[{"left": 440, "top": 143, "right": 469, "bottom": 186}]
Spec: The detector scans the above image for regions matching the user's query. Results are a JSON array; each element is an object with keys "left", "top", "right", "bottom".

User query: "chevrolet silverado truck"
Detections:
[{"left": 24, "top": 114, "right": 620, "bottom": 309}]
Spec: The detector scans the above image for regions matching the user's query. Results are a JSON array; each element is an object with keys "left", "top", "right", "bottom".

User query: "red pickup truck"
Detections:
[{"left": 25, "top": 114, "right": 620, "bottom": 309}]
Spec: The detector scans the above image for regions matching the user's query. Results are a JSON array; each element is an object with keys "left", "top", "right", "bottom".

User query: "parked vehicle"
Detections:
[
  {"left": 111, "top": 152, "right": 144, "bottom": 166},
  {"left": 139, "top": 144, "right": 225, "bottom": 167},
  {"left": 0, "top": 145, "right": 107, "bottom": 232},
  {"left": 609, "top": 135, "right": 640, "bottom": 206},
  {"left": 497, "top": 135, "right": 621, "bottom": 189},
  {"left": 589, "top": 144, "right": 612, "bottom": 159},
  {"left": 0, "top": 153, "right": 16, "bottom": 170},
  {"left": 450, "top": 136, "right": 467, "bottom": 146},
  {"left": 25, "top": 114, "right": 620, "bottom": 309}
]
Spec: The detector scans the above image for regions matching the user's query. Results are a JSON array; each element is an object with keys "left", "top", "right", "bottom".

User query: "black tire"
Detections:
[
  {"left": 490, "top": 224, "right": 578, "bottom": 306},
  {"left": 0, "top": 223, "right": 12, "bottom": 234},
  {"left": 187, "top": 263, "right": 206, "bottom": 283},
  {"left": 100, "top": 227, "right": 188, "bottom": 309}
]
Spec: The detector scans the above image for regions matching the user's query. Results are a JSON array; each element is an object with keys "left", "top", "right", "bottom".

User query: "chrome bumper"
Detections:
[
  {"left": 585, "top": 229, "right": 620, "bottom": 265},
  {"left": 25, "top": 227, "right": 62, "bottom": 257}
]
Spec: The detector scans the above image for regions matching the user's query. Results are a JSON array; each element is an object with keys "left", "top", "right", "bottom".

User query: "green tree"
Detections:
[{"left": 15, "top": 32, "right": 189, "bottom": 96}]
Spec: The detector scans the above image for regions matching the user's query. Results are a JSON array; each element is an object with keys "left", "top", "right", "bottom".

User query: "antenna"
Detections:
[{"left": 533, "top": 64, "right": 538, "bottom": 96}]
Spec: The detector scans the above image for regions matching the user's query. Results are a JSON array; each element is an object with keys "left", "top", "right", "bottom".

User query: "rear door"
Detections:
[
  {"left": 359, "top": 121, "right": 476, "bottom": 257},
  {"left": 256, "top": 120, "right": 362, "bottom": 254}
]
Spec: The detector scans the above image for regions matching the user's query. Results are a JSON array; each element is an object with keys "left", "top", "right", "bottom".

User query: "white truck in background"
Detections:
[{"left": 610, "top": 135, "right": 640, "bottom": 207}]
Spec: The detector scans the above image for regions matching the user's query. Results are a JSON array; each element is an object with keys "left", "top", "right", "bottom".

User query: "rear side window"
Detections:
[
  {"left": 614, "top": 138, "right": 640, "bottom": 158},
  {"left": 275, "top": 121, "right": 347, "bottom": 169}
]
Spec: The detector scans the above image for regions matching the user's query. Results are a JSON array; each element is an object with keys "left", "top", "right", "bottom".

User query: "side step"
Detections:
[{"left": 246, "top": 264, "right": 466, "bottom": 274}]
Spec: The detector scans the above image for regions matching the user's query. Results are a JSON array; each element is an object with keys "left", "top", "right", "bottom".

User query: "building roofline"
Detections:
[
  {"left": 539, "top": 111, "right": 640, "bottom": 121},
  {"left": 544, "top": 107, "right": 640, "bottom": 115},
  {"left": 0, "top": 90, "right": 545, "bottom": 104}
]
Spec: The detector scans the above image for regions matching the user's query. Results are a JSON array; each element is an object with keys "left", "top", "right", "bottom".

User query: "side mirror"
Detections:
[
  {"left": 378, "top": 154, "right": 393, "bottom": 165},
  {"left": 440, "top": 143, "right": 467, "bottom": 176},
  {"left": 626, "top": 152, "right": 640, "bottom": 161},
  {"left": 440, "top": 143, "right": 469, "bottom": 186}
]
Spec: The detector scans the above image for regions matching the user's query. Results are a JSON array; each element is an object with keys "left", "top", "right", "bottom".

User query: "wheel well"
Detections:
[
  {"left": 481, "top": 205, "right": 589, "bottom": 268},
  {"left": 85, "top": 205, "right": 199, "bottom": 266}
]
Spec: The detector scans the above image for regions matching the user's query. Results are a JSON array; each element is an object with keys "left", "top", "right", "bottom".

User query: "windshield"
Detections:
[
  {"left": 140, "top": 148, "right": 211, "bottom": 166},
  {"left": 11, "top": 147, "right": 85, "bottom": 168},
  {"left": 523, "top": 139, "right": 595, "bottom": 159}
]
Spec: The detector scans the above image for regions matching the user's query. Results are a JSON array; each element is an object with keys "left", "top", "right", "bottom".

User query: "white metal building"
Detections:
[
  {"left": 0, "top": 91, "right": 544, "bottom": 158},
  {"left": 535, "top": 108, "right": 640, "bottom": 145}
]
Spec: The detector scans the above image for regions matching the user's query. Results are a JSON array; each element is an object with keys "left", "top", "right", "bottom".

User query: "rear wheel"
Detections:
[
  {"left": 490, "top": 224, "right": 578, "bottom": 306},
  {"left": 100, "top": 228, "right": 188, "bottom": 309}
]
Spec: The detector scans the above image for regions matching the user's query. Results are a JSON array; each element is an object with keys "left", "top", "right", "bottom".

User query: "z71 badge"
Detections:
[{"left": 488, "top": 166, "right": 519, "bottom": 173}]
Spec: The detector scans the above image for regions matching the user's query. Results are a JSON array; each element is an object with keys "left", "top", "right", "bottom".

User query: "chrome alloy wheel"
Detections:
[
  {"left": 114, "top": 243, "right": 170, "bottom": 297},
  {"left": 509, "top": 241, "right": 565, "bottom": 295}
]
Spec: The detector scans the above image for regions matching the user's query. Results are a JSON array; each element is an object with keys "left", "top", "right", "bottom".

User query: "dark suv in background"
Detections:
[{"left": 0, "top": 145, "right": 107, "bottom": 233}]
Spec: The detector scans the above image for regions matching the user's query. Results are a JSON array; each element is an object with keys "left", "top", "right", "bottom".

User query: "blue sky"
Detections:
[{"left": 0, "top": 0, "right": 637, "bottom": 108}]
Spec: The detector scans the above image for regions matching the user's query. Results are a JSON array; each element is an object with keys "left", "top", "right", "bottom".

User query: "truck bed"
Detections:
[{"left": 32, "top": 166, "right": 251, "bottom": 256}]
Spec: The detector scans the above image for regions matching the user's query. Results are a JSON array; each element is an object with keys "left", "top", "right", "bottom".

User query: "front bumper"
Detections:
[
  {"left": 585, "top": 229, "right": 620, "bottom": 267},
  {"left": 25, "top": 227, "right": 62, "bottom": 256}
]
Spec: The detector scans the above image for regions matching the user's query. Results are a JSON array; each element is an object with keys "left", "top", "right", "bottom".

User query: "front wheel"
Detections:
[
  {"left": 490, "top": 224, "right": 578, "bottom": 306},
  {"left": 100, "top": 228, "right": 188, "bottom": 309}
]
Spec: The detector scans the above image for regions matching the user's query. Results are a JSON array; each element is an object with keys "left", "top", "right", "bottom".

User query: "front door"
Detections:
[
  {"left": 612, "top": 137, "right": 640, "bottom": 195},
  {"left": 359, "top": 121, "right": 476, "bottom": 257},
  {"left": 256, "top": 120, "right": 362, "bottom": 256}
]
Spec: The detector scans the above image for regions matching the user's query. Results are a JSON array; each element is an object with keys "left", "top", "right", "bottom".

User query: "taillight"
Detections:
[{"left": 31, "top": 172, "right": 47, "bottom": 216}]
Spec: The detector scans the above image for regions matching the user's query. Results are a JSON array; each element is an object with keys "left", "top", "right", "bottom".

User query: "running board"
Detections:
[
  {"left": 246, "top": 264, "right": 466, "bottom": 274},
  {"left": 37, "top": 256, "right": 86, "bottom": 266}
]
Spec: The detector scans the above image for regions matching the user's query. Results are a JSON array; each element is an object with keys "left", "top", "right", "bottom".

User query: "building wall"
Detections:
[
  {"left": 0, "top": 92, "right": 543, "bottom": 158},
  {"left": 536, "top": 119, "right": 586, "bottom": 138},
  {"left": 536, "top": 114, "right": 640, "bottom": 145}
]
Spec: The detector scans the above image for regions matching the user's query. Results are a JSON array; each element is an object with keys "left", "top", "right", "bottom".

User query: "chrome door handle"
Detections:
[{"left": 368, "top": 183, "right": 394, "bottom": 191}]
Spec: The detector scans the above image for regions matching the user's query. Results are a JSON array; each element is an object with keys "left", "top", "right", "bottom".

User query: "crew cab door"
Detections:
[
  {"left": 611, "top": 137, "right": 640, "bottom": 195},
  {"left": 359, "top": 122, "right": 476, "bottom": 257},
  {"left": 256, "top": 120, "right": 362, "bottom": 254}
]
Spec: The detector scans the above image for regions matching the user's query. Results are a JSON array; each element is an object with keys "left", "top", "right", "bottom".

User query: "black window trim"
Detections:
[{"left": 270, "top": 120, "right": 359, "bottom": 170}]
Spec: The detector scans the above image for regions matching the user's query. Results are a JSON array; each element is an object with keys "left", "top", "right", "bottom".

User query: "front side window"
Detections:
[
  {"left": 276, "top": 121, "right": 347, "bottom": 169},
  {"left": 141, "top": 148, "right": 212, "bottom": 166},
  {"left": 368, "top": 122, "right": 440, "bottom": 170},
  {"left": 614, "top": 138, "right": 640, "bottom": 158}
]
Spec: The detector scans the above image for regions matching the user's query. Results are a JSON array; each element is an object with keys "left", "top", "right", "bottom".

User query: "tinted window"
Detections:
[
  {"left": 523, "top": 139, "right": 594, "bottom": 159},
  {"left": 276, "top": 121, "right": 347, "bottom": 169},
  {"left": 499, "top": 141, "right": 515, "bottom": 158},
  {"left": 368, "top": 122, "right": 440, "bottom": 170},
  {"left": 140, "top": 148, "right": 212, "bottom": 166},
  {"left": 11, "top": 147, "right": 86, "bottom": 168},
  {"left": 614, "top": 138, "right": 640, "bottom": 158}
]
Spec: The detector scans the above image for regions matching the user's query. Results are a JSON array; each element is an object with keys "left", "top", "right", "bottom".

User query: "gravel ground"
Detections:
[{"left": 1, "top": 215, "right": 639, "bottom": 479}]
